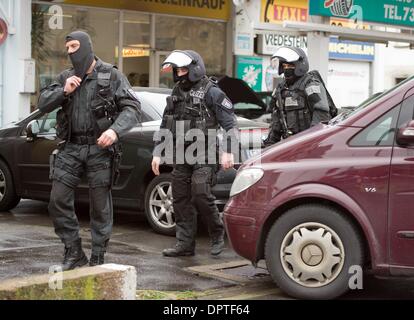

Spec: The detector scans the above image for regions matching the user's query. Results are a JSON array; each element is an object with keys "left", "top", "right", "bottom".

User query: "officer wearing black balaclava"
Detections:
[
  {"left": 38, "top": 31, "right": 141, "bottom": 270},
  {"left": 152, "top": 50, "right": 238, "bottom": 257},
  {"left": 264, "top": 46, "right": 335, "bottom": 146}
]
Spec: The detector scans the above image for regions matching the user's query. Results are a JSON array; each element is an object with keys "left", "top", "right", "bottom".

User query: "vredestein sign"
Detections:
[{"left": 310, "top": 0, "right": 414, "bottom": 28}]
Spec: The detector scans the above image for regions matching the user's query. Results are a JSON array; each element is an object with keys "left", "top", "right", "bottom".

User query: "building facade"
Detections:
[
  {"left": 1, "top": 0, "right": 234, "bottom": 122},
  {"left": 233, "top": 0, "right": 414, "bottom": 108}
]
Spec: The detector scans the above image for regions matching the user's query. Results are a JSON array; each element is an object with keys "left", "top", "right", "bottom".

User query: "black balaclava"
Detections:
[
  {"left": 65, "top": 31, "right": 95, "bottom": 79},
  {"left": 174, "top": 69, "right": 192, "bottom": 91},
  {"left": 283, "top": 66, "right": 297, "bottom": 84}
]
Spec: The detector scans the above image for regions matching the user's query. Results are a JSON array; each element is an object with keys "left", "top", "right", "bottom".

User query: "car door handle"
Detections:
[{"left": 397, "top": 231, "right": 414, "bottom": 239}]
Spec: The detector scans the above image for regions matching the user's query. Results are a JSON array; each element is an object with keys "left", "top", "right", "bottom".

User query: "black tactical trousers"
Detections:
[
  {"left": 172, "top": 164, "right": 224, "bottom": 250},
  {"left": 48, "top": 142, "right": 113, "bottom": 254}
]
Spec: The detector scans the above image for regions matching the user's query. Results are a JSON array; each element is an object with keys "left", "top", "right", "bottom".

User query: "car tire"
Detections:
[
  {"left": 0, "top": 160, "right": 21, "bottom": 212},
  {"left": 265, "top": 204, "right": 364, "bottom": 300},
  {"left": 144, "top": 173, "right": 176, "bottom": 236}
]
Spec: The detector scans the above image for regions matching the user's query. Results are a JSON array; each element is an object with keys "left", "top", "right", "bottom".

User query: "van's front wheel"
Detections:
[{"left": 265, "top": 204, "right": 364, "bottom": 300}]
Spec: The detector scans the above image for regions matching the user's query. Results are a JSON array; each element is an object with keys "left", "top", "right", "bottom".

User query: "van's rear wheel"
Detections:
[{"left": 265, "top": 204, "right": 363, "bottom": 299}]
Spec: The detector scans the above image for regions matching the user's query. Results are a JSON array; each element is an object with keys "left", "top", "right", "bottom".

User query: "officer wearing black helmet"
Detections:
[
  {"left": 38, "top": 31, "right": 141, "bottom": 270},
  {"left": 264, "top": 46, "right": 336, "bottom": 146},
  {"left": 152, "top": 50, "right": 237, "bottom": 257}
]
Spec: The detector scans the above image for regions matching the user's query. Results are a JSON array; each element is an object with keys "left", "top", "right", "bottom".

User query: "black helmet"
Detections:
[
  {"left": 271, "top": 46, "right": 309, "bottom": 77},
  {"left": 161, "top": 50, "right": 206, "bottom": 82}
]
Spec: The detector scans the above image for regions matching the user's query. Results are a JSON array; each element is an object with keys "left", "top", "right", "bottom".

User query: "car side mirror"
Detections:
[
  {"left": 397, "top": 120, "right": 414, "bottom": 146},
  {"left": 26, "top": 120, "right": 40, "bottom": 142}
]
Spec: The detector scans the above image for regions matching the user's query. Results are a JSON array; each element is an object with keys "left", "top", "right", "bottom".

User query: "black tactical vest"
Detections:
[
  {"left": 166, "top": 77, "right": 218, "bottom": 138},
  {"left": 272, "top": 76, "right": 312, "bottom": 135},
  {"left": 91, "top": 62, "right": 119, "bottom": 136},
  {"left": 56, "top": 62, "right": 120, "bottom": 141}
]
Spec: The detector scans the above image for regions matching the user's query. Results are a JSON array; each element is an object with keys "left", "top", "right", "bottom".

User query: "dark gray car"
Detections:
[{"left": 0, "top": 89, "right": 268, "bottom": 236}]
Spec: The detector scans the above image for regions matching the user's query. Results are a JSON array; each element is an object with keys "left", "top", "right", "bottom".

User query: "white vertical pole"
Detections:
[
  {"left": 1, "top": 0, "right": 32, "bottom": 125},
  {"left": 307, "top": 15, "right": 330, "bottom": 83},
  {"left": 118, "top": 10, "right": 124, "bottom": 72}
]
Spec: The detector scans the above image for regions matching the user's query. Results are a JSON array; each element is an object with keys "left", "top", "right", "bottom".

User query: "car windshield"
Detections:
[
  {"left": 137, "top": 92, "right": 168, "bottom": 118},
  {"left": 330, "top": 75, "right": 414, "bottom": 125}
]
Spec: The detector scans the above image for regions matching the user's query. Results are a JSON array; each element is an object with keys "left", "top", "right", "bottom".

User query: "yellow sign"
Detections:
[
  {"left": 115, "top": 47, "right": 150, "bottom": 58},
  {"left": 261, "top": 0, "right": 308, "bottom": 24},
  {"left": 330, "top": 18, "right": 370, "bottom": 30},
  {"left": 64, "top": 0, "right": 230, "bottom": 21}
]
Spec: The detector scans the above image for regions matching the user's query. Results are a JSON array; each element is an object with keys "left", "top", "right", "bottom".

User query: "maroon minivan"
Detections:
[{"left": 224, "top": 76, "right": 414, "bottom": 300}]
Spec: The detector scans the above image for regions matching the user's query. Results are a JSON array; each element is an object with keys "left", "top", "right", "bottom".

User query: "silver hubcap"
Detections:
[
  {"left": 280, "top": 222, "right": 345, "bottom": 288},
  {"left": 0, "top": 169, "right": 5, "bottom": 202},
  {"left": 149, "top": 181, "right": 175, "bottom": 230}
]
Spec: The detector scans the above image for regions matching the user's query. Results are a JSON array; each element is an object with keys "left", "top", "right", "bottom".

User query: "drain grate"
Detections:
[{"left": 186, "top": 260, "right": 269, "bottom": 284}]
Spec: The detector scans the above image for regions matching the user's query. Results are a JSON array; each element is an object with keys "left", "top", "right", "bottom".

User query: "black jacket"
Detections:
[{"left": 38, "top": 59, "right": 141, "bottom": 139}]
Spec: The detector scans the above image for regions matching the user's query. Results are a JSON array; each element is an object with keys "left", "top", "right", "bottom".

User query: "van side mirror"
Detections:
[
  {"left": 397, "top": 120, "right": 414, "bottom": 146},
  {"left": 26, "top": 120, "right": 40, "bottom": 142}
]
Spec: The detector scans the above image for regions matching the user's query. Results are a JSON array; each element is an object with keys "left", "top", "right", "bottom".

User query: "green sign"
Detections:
[
  {"left": 310, "top": 0, "right": 414, "bottom": 28},
  {"left": 236, "top": 56, "right": 263, "bottom": 92}
]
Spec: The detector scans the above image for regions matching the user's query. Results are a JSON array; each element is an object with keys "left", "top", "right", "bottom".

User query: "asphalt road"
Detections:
[{"left": 1, "top": 200, "right": 414, "bottom": 300}]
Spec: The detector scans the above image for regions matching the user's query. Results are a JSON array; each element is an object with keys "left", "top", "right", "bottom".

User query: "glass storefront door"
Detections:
[
  {"left": 31, "top": 2, "right": 228, "bottom": 102},
  {"left": 155, "top": 51, "right": 173, "bottom": 89},
  {"left": 122, "top": 12, "right": 150, "bottom": 88}
]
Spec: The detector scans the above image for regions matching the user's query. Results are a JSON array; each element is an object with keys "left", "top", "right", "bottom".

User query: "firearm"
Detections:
[
  {"left": 109, "top": 143, "right": 122, "bottom": 187},
  {"left": 271, "top": 83, "right": 292, "bottom": 140}
]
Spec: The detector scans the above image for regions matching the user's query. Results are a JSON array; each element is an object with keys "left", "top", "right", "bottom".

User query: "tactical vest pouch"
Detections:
[
  {"left": 165, "top": 115, "right": 175, "bottom": 133},
  {"left": 285, "top": 103, "right": 310, "bottom": 133},
  {"left": 96, "top": 117, "right": 112, "bottom": 133},
  {"left": 97, "top": 72, "right": 111, "bottom": 95},
  {"left": 185, "top": 105, "right": 201, "bottom": 118},
  {"left": 175, "top": 120, "right": 192, "bottom": 140},
  {"left": 91, "top": 99, "right": 112, "bottom": 133},
  {"left": 195, "top": 119, "right": 207, "bottom": 133},
  {"left": 56, "top": 109, "right": 69, "bottom": 140},
  {"left": 183, "top": 120, "right": 192, "bottom": 135},
  {"left": 92, "top": 69, "right": 118, "bottom": 134}
]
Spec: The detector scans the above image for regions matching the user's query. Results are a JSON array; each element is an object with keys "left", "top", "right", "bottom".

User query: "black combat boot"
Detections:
[
  {"left": 210, "top": 236, "right": 225, "bottom": 256},
  {"left": 162, "top": 244, "right": 195, "bottom": 257},
  {"left": 61, "top": 238, "right": 88, "bottom": 271},
  {"left": 89, "top": 252, "right": 105, "bottom": 266}
]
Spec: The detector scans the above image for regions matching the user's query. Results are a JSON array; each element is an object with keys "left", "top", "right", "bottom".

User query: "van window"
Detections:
[
  {"left": 350, "top": 105, "right": 400, "bottom": 147},
  {"left": 397, "top": 94, "right": 414, "bottom": 128}
]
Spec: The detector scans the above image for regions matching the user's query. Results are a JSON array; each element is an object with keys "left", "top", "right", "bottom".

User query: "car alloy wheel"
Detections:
[
  {"left": 0, "top": 168, "right": 5, "bottom": 202},
  {"left": 148, "top": 180, "right": 175, "bottom": 230},
  {"left": 280, "top": 222, "right": 345, "bottom": 288}
]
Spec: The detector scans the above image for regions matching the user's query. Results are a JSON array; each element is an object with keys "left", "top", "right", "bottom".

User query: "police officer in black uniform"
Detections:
[
  {"left": 264, "top": 46, "right": 334, "bottom": 146},
  {"left": 38, "top": 31, "right": 141, "bottom": 270},
  {"left": 151, "top": 50, "right": 237, "bottom": 257}
]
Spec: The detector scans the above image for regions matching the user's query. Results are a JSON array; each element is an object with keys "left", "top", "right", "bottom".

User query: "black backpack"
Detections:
[{"left": 299, "top": 70, "right": 338, "bottom": 118}]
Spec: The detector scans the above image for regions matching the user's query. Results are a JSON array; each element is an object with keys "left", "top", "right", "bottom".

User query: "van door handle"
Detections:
[{"left": 397, "top": 231, "right": 414, "bottom": 239}]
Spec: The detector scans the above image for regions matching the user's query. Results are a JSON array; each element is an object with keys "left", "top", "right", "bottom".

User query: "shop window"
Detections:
[
  {"left": 31, "top": 3, "right": 119, "bottom": 109},
  {"left": 155, "top": 15, "right": 226, "bottom": 81},
  {"left": 122, "top": 12, "right": 151, "bottom": 88}
]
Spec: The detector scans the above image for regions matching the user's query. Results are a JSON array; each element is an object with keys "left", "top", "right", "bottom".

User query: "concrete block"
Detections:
[{"left": 0, "top": 264, "right": 137, "bottom": 300}]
